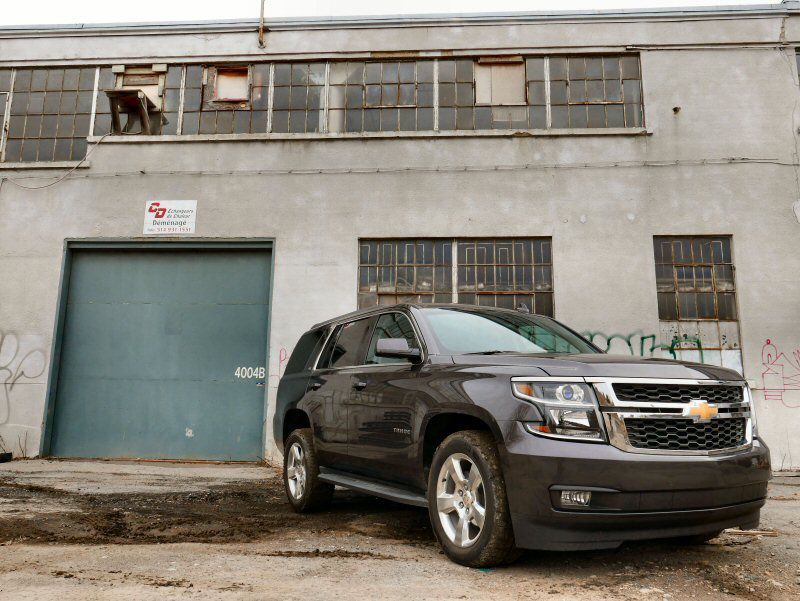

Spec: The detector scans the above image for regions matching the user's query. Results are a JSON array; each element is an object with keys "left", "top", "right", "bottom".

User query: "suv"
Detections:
[{"left": 274, "top": 304, "right": 770, "bottom": 567}]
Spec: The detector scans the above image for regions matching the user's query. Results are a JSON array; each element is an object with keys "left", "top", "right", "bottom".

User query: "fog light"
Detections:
[{"left": 560, "top": 490, "right": 592, "bottom": 507}]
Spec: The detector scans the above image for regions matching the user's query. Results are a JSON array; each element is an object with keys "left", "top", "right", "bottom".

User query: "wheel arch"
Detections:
[{"left": 420, "top": 410, "right": 504, "bottom": 476}]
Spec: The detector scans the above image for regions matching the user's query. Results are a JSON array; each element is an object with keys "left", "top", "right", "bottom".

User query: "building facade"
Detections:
[{"left": 0, "top": 4, "right": 799, "bottom": 466}]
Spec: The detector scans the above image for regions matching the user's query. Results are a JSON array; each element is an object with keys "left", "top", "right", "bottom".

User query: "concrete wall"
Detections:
[{"left": 1, "top": 8, "right": 799, "bottom": 467}]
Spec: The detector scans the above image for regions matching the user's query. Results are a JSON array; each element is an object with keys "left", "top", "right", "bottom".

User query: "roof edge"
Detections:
[{"left": 1, "top": 3, "right": 799, "bottom": 35}]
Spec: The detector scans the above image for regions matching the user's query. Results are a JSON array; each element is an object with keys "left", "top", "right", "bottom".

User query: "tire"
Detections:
[
  {"left": 427, "top": 430, "right": 520, "bottom": 567},
  {"left": 283, "top": 428, "right": 334, "bottom": 512}
]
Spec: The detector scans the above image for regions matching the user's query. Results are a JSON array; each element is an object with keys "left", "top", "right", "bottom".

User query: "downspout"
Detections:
[{"left": 258, "top": 0, "right": 267, "bottom": 48}]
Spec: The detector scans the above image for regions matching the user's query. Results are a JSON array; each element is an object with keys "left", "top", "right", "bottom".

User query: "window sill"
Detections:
[
  {"left": 87, "top": 128, "right": 651, "bottom": 143},
  {"left": 0, "top": 161, "right": 90, "bottom": 170}
]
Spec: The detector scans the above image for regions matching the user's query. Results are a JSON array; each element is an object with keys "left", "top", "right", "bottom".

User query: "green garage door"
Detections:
[{"left": 49, "top": 246, "right": 271, "bottom": 461}]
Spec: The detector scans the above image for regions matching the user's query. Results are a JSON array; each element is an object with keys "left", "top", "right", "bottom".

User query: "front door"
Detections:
[{"left": 347, "top": 312, "right": 423, "bottom": 486}]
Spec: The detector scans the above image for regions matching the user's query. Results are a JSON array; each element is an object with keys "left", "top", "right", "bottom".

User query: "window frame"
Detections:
[
  {"left": 358, "top": 237, "right": 555, "bottom": 315},
  {"left": 652, "top": 235, "right": 738, "bottom": 322},
  {"left": 313, "top": 310, "right": 427, "bottom": 371}
]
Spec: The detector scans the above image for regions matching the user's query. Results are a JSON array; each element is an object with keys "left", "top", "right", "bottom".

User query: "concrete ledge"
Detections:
[
  {"left": 88, "top": 128, "right": 651, "bottom": 144},
  {"left": 0, "top": 161, "right": 90, "bottom": 170}
]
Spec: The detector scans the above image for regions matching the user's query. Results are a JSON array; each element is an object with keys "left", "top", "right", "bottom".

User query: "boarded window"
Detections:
[
  {"left": 358, "top": 238, "right": 553, "bottom": 316},
  {"left": 474, "top": 62, "right": 526, "bottom": 106},
  {"left": 215, "top": 68, "right": 249, "bottom": 101}
]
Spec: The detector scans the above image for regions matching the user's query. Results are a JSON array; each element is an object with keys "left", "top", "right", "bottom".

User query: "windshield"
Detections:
[{"left": 421, "top": 308, "right": 599, "bottom": 355}]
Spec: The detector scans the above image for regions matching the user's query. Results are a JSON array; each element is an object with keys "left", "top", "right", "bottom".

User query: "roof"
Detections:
[
  {"left": 310, "top": 303, "right": 546, "bottom": 329},
  {"left": 0, "top": 3, "right": 798, "bottom": 36}
]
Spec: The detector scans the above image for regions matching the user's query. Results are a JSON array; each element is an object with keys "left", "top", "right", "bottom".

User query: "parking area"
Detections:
[{"left": 0, "top": 460, "right": 798, "bottom": 600}]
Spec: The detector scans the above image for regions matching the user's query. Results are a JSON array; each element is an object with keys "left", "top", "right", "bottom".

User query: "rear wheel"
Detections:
[
  {"left": 283, "top": 428, "right": 333, "bottom": 512},
  {"left": 427, "top": 430, "right": 520, "bottom": 567}
]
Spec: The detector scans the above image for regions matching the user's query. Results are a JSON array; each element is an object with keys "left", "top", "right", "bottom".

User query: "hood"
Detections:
[{"left": 450, "top": 353, "right": 743, "bottom": 381}]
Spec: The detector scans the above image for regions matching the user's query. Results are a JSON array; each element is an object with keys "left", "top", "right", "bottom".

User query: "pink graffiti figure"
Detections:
[{"left": 761, "top": 339, "right": 800, "bottom": 408}]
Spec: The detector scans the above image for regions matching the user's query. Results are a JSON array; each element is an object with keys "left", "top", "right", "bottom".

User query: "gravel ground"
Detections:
[{"left": 0, "top": 459, "right": 798, "bottom": 600}]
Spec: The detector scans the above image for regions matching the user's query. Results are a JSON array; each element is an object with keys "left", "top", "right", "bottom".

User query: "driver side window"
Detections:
[{"left": 365, "top": 313, "right": 419, "bottom": 365}]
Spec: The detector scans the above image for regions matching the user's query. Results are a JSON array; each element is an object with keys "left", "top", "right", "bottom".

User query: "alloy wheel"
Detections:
[
  {"left": 435, "top": 453, "right": 486, "bottom": 548},
  {"left": 286, "top": 442, "right": 307, "bottom": 500}
]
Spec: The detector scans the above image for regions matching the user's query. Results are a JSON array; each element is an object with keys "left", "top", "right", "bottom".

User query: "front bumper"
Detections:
[{"left": 500, "top": 421, "right": 771, "bottom": 551}]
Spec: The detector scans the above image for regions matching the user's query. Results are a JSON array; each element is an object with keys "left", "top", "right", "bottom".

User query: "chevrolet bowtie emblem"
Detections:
[{"left": 683, "top": 399, "right": 718, "bottom": 423}]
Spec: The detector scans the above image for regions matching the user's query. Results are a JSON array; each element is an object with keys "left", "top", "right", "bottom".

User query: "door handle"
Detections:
[
  {"left": 309, "top": 381, "right": 323, "bottom": 390},
  {"left": 353, "top": 381, "right": 368, "bottom": 391}
]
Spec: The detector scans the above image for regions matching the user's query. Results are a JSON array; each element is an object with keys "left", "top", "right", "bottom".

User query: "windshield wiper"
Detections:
[{"left": 464, "top": 350, "right": 516, "bottom": 355}]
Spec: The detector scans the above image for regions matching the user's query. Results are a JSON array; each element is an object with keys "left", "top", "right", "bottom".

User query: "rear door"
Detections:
[
  {"left": 347, "top": 311, "right": 424, "bottom": 485},
  {"left": 306, "top": 316, "right": 376, "bottom": 470}
]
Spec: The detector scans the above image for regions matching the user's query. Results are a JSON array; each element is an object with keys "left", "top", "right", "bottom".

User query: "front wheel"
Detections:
[
  {"left": 427, "top": 430, "right": 520, "bottom": 567},
  {"left": 283, "top": 428, "right": 333, "bottom": 512}
]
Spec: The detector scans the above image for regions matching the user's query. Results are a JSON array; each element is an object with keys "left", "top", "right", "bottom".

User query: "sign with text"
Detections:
[{"left": 143, "top": 200, "right": 197, "bottom": 235}]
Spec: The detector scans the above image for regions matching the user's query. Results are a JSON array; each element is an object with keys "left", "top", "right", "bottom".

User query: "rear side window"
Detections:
[
  {"left": 320, "top": 317, "right": 376, "bottom": 368},
  {"left": 284, "top": 328, "right": 328, "bottom": 374}
]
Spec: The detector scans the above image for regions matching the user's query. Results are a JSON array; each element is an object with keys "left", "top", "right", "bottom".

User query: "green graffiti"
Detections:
[{"left": 582, "top": 330, "right": 704, "bottom": 362}]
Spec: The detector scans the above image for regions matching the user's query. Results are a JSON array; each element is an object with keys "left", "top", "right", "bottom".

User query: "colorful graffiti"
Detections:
[
  {"left": 582, "top": 330, "right": 704, "bottom": 362},
  {"left": 761, "top": 339, "right": 800, "bottom": 408}
]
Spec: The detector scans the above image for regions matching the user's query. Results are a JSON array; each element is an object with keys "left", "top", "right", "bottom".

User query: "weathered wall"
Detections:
[{"left": 0, "top": 10, "right": 799, "bottom": 466}]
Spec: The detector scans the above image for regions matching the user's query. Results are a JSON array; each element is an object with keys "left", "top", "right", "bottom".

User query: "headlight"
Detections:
[{"left": 512, "top": 381, "right": 605, "bottom": 442}]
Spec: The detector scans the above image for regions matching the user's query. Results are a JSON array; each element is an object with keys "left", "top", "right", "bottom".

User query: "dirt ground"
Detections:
[{"left": 0, "top": 460, "right": 798, "bottom": 600}]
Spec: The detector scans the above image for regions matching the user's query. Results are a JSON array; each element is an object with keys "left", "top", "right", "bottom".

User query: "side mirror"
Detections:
[{"left": 375, "top": 338, "right": 422, "bottom": 363}]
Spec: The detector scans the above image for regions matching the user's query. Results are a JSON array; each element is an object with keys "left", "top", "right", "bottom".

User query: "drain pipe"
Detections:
[{"left": 258, "top": 0, "right": 267, "bottom": 48}]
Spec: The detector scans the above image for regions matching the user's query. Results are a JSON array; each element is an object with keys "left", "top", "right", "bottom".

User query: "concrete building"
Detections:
[{"left": 0, "top": 3, "right": 799, "bottom": 467}]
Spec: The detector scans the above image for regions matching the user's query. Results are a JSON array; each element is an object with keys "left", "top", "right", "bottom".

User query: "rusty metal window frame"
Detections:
[
  {"left": 548, "top": 55, "right": 643, "bottom": 129},
  {"left": 1, "top": 66, "right": 97, "bottom": 163},
  {"left": 327, "top": 59, "right": 436, "bottom": 133},
  {"left": 358, "top": 238, "right": 554, "bottom": 315},
  {"left": 653, "top": 236, "right": 738, "bottom": 322}
]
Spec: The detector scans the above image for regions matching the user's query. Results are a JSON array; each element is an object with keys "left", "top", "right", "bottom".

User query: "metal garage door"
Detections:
[{"left": 48, "top": 245, "right": 271, "bottom": 461}]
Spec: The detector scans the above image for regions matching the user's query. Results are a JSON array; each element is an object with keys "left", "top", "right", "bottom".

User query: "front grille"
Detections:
[
  {"left": 613, "top": 383, "right": 743, "bottom": 404},
  {"left": 624, "top": 417, "right": 747, "bottom": 451}
]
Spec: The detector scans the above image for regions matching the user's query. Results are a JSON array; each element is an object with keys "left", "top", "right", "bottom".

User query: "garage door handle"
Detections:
[{"left": 353, "top": 381, "right": 368, "bottom": 391}]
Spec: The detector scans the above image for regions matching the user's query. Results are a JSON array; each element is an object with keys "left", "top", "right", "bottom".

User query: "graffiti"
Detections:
[
  {"left": 761, "top": 339, "right": 800, "bottom": 408},
  {"left": 582, "top": 330, "right": 704, "bottom": 362},
  {"left": 0, "top": 332, "right": 46, "bottom": 425},
  {"left": 266, "top": 347, "right": 289, "bottom": 390}
]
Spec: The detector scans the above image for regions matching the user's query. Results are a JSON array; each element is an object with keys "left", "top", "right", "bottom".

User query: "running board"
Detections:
[{"left": 318, "top": 470, "right": 428, "bottom": 508}]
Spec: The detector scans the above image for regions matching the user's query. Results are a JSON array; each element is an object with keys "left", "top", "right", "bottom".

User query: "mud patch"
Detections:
[{"left": 0, "top": 478, "right": 433, "bottom": 546}]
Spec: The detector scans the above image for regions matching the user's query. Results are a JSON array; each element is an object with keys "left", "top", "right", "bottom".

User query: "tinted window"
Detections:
[
  {"left": 323, "top": 317, "right": 377, "bottom": 368},
  {"left": 365, "top": 313, "right": 419, "bottom": 364},
  {"left": 422, "top": 308, "right": 597, "bottom": 355},
  {"left": 284, "top": 328, "right": 328, "bottom": 374}
]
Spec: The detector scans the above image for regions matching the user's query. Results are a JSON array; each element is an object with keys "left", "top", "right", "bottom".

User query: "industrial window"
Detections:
[
  {"left": 328, "top": 60, "right": 435, "bottom": 133},
  {"left": 188, "top": 64, "right": 267, "bottom": 135},
  {"left": 2, "top": 67, "right": 95, "bottom": 162},
  {"left": 271, "top": 63, "right": 326, "bottom": 134},
  {"left": 549, "top": 56, "right": 642, "bottom": 128},
  {"left": 653, "top": 236, "right": 737, "bottom": 321},
  {"left": 358, "top": 238, "right": 554, "bottom": 315}
]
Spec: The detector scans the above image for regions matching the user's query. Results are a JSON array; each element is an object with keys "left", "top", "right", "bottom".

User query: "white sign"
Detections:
[{"left": 143, "top": 200, "right": 197, "bottom": 235}]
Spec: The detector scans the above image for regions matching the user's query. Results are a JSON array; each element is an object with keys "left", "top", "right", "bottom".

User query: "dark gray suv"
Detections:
[{"left": 274, "top": 304, "right": 770, "bottom": 567}]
